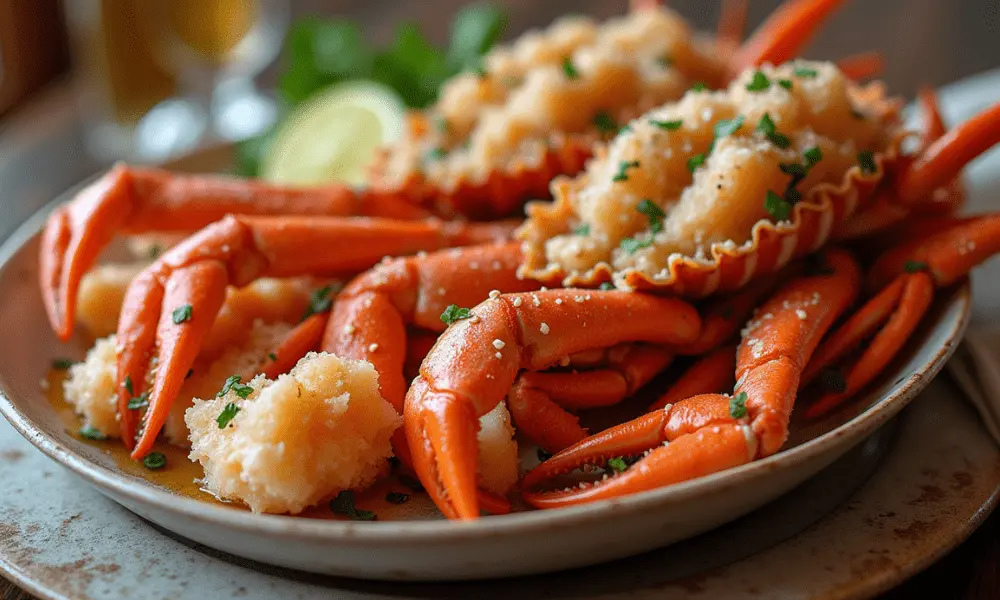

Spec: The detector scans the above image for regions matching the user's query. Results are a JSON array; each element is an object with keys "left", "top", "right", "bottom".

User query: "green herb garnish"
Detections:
[
  {"left": 657, "top": 55, "right": 672, "bottom": 68},
  {"left": 599, "top": 282, "right": 615, "bottom": 291},
  {"left": 302, "top": 285, "right": 335, "bottom": 320},
  {"left": 143, "top": 452, "right": 167, "bottom": 470},
  {"left": 51, "top": 358, "right": 74, "bottom": 370},
  {"left": 745, "top": 71, "right": 771, "bottom": 92},
  {"left": 123, "top": 375, "right": 134, "bottom": 396},
  {"left": 440, "top": 304, "right": 472, "bottom": 325},
  {"left": 426, "top": 147, "right": 447, "bottom": 161},
  {"left": 593, "top": 111, "right": 617, "bottom": 135},
  {"left": 858, "top": 151, "right": 877, "bottom": 174},
  {"left": 218, "top": 375, "right": 254, "bottom": 399},
  {"left": 268, "top": 352, "right": 278, "bottom": 362},
  {"left": 331, "top": 490, "right": 377, "bottom": 521},
  {"left": 794, "top": 66, "right": 818, "bottom": 78},
  {"left": 765, "top": 190, "right": 792, "bottom": 221},
  {"left": 620, "top": 237, "right": 651, "bottom": 255},
  {"left": 562, "top": 56, "right": 580, "bottom": 79},
  {"left": 80, "top": 426, "right": 107, "bottom": 441},
  {"left": 729, "top": 392, "right": 748, "bottom": 418},
  {"left": 804, "top": 146, "right": 823, "bottom": 167},
  {"left": 607, "top": 457, "right": 629, "bottom": 473},
  {"left": 650, "top": 119, "right": 683, "bottom": 131},
  {"left": 636, "top": 199, "right": 665, "bottom": 233},
  {"left": 687, "top": 153, "right": 706, "bottom": 173},
  {"left": 127, "top": 392, "right": 150, "bottom": 410},
  {"left": 778, "top": 79, "right": 793, "bottom": 90},
  {"left": 171, "top": 304, "right": 193, "bottom": 324},
  {"left": 612, "top": 160, "right": 640, "bottom": 183},
  {"left": 574, "top": 224, "right": 591, "bottom": 236},
  {"left": 690, "top": 81, "right": 707, "bottom": 92},
  {"left": 216, "top": 402, "right": 241, "bottom": 429},
  {"left": 757, "top": 113, "right": 790, "bottom": 149},
  {"left": 713, "top": 115, "right": 745, "bottom": 139}
]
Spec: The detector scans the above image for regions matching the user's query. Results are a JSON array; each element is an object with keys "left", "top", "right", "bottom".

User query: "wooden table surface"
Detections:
[{"left": 2, "top": 1, "right": 999, "bottom": 598}]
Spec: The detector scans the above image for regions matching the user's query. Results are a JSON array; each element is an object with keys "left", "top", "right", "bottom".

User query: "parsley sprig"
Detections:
[
  {"left": 331, "top": 490, "right": 377, "bottom": 521},
  {"left": 440, "top": 304, "right": 472, "bottom": 325},
  {"left": 218, "top": 375, "right": 254, "bottom": 399}
]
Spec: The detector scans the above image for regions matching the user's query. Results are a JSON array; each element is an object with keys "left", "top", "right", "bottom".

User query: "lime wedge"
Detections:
[{"left": 262, "top": 80, "right": 406, "bottom": 186}]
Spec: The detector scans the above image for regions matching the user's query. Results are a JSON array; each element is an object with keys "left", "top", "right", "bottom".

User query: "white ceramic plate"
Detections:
[{"left": 0, "top": 173, "right": 972, "bottom": 579}]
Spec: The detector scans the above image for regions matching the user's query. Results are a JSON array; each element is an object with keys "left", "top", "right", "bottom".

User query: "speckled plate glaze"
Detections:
[{"left": 2, "top": 64, "right": 999, "bottom": 580}]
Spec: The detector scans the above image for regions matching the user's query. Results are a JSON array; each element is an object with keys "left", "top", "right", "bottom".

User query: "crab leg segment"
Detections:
[
  {"left": 649, "top": 345, "right": 737, "bottom": 411},
  {"left": 805, "top": 215, "right": 1000, "bottom": 417},
  {"left": 507, "top": 344, "right": 675, "bottom": 453},
  {"left": 40, "top": 165, "right": 430, "bottom": 341},
  {"left": 521, "top": 250, "right": 860, "bottom": 508},
  {"left": 729, "top": 0, "right": 847, "bottom": 78},
  {"left": 405, "top": 290, "right": 701, "bottom": 519},
  {"left": 117, "top": 215, "right": 513, "bottom": 457}
]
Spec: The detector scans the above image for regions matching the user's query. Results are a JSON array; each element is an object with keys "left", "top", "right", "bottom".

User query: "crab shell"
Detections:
[
  {"left": 517, "top": 86, "right": 907, "bottom": 298},
  {"left": 367, "top": 113, "right": 595, "bottom": 221}
]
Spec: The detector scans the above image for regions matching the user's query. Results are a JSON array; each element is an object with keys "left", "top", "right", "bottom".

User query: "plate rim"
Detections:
[{"left": 0, "top": 172, "right": 973, "bottom": 544}]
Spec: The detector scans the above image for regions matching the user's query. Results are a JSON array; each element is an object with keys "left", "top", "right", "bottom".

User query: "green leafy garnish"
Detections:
[
  {"left": 745, "top": 71, "right": 771, "bottom": 92},
  {"left": 127, "top": 392, "right": 150, "bottom": 410},
  {"left": 778, "top": 79, "right": 793, "bottom": 90},
  {"left": 794, "top": 66, "right": 818, "bottom": 78},
  {"left": 302, "top": 285, "right": 335, "bottom": 320},
  {"left": 574, "top": 224, "right": 591, "bottom": 236},
  {"left": 729, "top": 392, "right": 748, "bottom": 418},
  {"left": 636, "top": 199, "right": 665, "bottom": 233},
  {"left": 218, "top": 375, "right": 254, "bottom": 399},
  {"left": 612, "top": 160, "right": 640, "bottom": 183},
  {"left": 858, "top": 151, "right": 877, "bottom": 174},
  {"left": 657, "top": 55, "right": 672, "bottom": 68},
  {"left": 650, "top": 119, "right": 683, "bottom": 131},
  {"left": 620, "top": 237, "right": 651, "bottom": 255},
  {"left": 51, "top": 358, "right": 74, "bottom": 370},
  {"left": 440, "top": 304, "right": 472, "bottom": 325},
  {"left": 237, "top": 4, "right": 508, "bottom": 176},
  {"left": 217, "top": 402, "right": 241, "bottom": 429},
  {"left": 593, "top": 111, "right": 617, "bottom": 135},
  {"left": 904, "top": 260, "right": 928, "bottom": 273},
  {"left": 426, "top": 147, "right": 447, "bottom": 161},
  {"left": 331, "top": 490, "right": 377, "bottom": 521},
  {"left": 171, "top": 304, "right": 193, "bottom": 324},
  {"left": 562, "top": 56, "right": 580, "bottom": 79},
  {"left": 80, "top": 427, "right": 107, "bottom": 441},
  {"left": 687, "top": 153, "right": 706, "bottom": 173},
  {"left": 804, "top": 146, "right": 823, "bottom": 167},
  {"left": 268, "top": 352, "right": 278, "bottom": 362},
  {"left": 123, "top": 375, "right": 134, "bottom": 396},
  {"left": 143, "top": 452, "right": 167, "bottom": 470},
  {"left": 607, "top": 457, "right": 629, "bottom": 473},
  {"left": 599, "top": 282, "right": 615, "bottom": 291},
  {"left": 820, "top": 368, "right": 848, "bottom": 394},
  {"left": 756, "top": 113, "right": 789, "bottom": 149},
  {"left": 690, "top": 81, "right": 707, "bottom": 92},
  {"left": 713, "top": 115, "right": 745, "bottom": 140},
  {"left": 765, "top": 190, "right": 792, "bottom": 221},
  {"left": 386, "top": 491, "right": 410, "bottom": 504}
]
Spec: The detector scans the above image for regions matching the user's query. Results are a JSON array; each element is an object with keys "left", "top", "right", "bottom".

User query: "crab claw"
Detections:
[
  {"left": 521, "top": 250, "right": 860, "bottom": 509},
  {"left": 729, "top": 0, "right": 847, "bottom": 78},
  {"left": 405, "top": 290, "right": 702, "bottom": 520},
  {"left": 39, "top": 164, "right": 431, "bottom": 341}
]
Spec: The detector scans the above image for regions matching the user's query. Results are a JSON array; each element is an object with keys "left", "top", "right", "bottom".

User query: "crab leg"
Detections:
[
  {"left": 405, "top": 290, "right": 702, "bottom": 519},
  {"left": 834, "top": 51, "right": 885, "bottom": 81},
  {"left": 804, "top": 214, "right": 1000, "bottom": 417},
  {"left": 508, "top": 344, "right": 675, "bottom": 453},
  {"left": 260, "top": 312, "right": 330, "bottom": 379},
  {"left": 40, "top": 165, "right": 429, "bottom": 341},
  {"left": 118, "top": 215, "right": 513, "bottom": 458},
  {"left": 729, "top": 0, "right": 847, "bottom": 78},
  {"left": 521, "top": 249, "right": 860, "bottom": 508}
]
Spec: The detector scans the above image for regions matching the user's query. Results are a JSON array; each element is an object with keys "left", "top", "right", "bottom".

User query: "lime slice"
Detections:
[{"left": 262, "top": 80, "right": 406, "bottom": 187}]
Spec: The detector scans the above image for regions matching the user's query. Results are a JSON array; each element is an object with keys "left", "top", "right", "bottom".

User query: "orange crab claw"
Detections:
[
  {"left": 895, "top": 102, "right": 1000, "bottom": 204},
  {"left": 729, "top": 0, "right": 847, "bottom": 78},
  {"left": 508, "top": 344, "right": 675, "bottom": 453},
  {"left": 119, "top": 215, "right": 513, "bottom": 457},
  {"left": 521, "top": 250, "right": 860, "bottom": 509},
  {"left": 261, "top": 313, "right": 329, "bottom": 379},
  {"left": 835, "top": 51, "right": 885, "bottom": 81},
  {"left": 649, "top": 345, "right": 737, "bottom": 411},
  {"left": 406, "top": 290, "right": 702, "bottom": 519},
  {"left": 805, "top": 214, "right": 1000, "bottom": 418},
  {"left": 39, "top": 164, "right": 430, "bottom": 341}
]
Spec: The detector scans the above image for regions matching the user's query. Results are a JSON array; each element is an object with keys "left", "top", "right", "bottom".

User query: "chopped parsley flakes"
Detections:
[
  {"left": 778, "top": 79, "right": 793, "bottom": 90},
  {"left": 620, "top": 237, "right": 652, "bottom": 255},
  {"left": 171, "top": 304, "right": 193, "bottom": 324},
  {"left": 123, "top": 374, "right": 134, "bottom": 395},
  {"left": 440, "top": 304, "right": 472, "bottom": 325},
  {"left": 216, "top": 402, "right": 240, "bottom": 428},
  {"left": 599, "top": 282, "right": 615, "bottom": 291},
  {"left": 143, "top": 452, "right": 167, "bottom": 470},
  {"left": 562, "top": 56, "right": 579, "bottom": 79},
  {"left": 794, "top": 66, "right": 818, "bottom": 78},
  {"left": 729, "top": 392, "right": 748, "bottom": 418},
  {"left": 302, "top": 285, "right": 335, "bottom": 320},
  {"left": 687, "top": 153, "right": 706, "bottom": 173},
  {"left": 745, "top": 71, "right": 771, "bottom": 92},
  {"left": 79, "top": 426, "right": 107, "bottom": 441},
  {"left": 765, "top": 190, "right": 792, "bottom": 221},
  {"left": 650, "top": 119, "right": 683, "bottom": 131},
  {"left": 607, "top": 457, "right": 629, "bottom": 473},
  {"left": 127, "top": 392, "right": 149, "bottom": 410},
  {"left": 636, "top": 199, "right": 665, "bottom": 233},
  {"left": 574, "top": 224, "right": 591, "bottom": 236},
  {"left": 51, "top": 358, "right": 74, "bottom": 370},
  {"left": 857, "top": 151, "right": 877, "bottom": 174},
  {"left": 593, "top": 111, "right": 617, "bottom": 135},
  {"left": 386, "top": 491, "right": 410, "bottom": 504},
  {"left": 756, "top": 113, "right": 790, "bottom": 148},
  {"left": 331, "top": 490, "right": 376, "bottom": 521},
  {"left": 690, "top": 81, "right": 707, "bottom": 92},
  {"left": 612, "top": 160, "right": 640, "bottom": 182},
  {"left": 218, "top": 374, "right": 254, "bottom": 399}
]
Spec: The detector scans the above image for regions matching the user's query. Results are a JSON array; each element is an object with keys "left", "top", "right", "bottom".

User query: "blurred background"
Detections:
[{"left": 0, "top": 0, "right": 998, "bottom": 234}]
